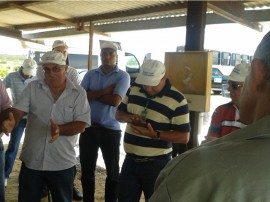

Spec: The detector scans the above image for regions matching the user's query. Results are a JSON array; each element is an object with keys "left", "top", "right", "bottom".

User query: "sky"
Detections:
[{"left": 0, "top": 23, "right": 270, "bottom": 63}]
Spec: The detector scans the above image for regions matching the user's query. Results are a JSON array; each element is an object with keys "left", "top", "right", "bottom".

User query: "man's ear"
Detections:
[{"left": 251, "top": 59, "right": 267, "bottom": 91}]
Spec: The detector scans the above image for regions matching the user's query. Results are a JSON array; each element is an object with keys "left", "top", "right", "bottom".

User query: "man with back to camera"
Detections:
[
  {"left": 0, "top": 80, "right": 13, "bottom": 202},
  {"left": 3, "top": 59, "right": 37, "bottom": 187},
  {"left": 37, "top": 40, "right": 83, "bottom": 200},
  {"left": 204, "top": 62, "right": 249, "bottom": 142},
  {"left": 115, "top": 59, "right": 190, "bottom": 201},
  {"left": 149, "top": 31, "right": 270, "bottom": 202},
  {"left": 79, "top": 41, "right": 130, "bottom": 202},
  {"left": 0, "top": 50, "right": 90, "bottom": 202}
]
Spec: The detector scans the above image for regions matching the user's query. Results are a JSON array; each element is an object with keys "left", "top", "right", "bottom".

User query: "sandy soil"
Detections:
[{"left": 4, "top": 145, "right": 106, "bottom": 202}]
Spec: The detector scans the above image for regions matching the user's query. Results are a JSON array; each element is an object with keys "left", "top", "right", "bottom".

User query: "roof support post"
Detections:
[
  {"left": 185, "top": 1, "right": 207, "bottom": 149},
  {"left": 88, "top": 21, "right": 94, "bottom": 70}
]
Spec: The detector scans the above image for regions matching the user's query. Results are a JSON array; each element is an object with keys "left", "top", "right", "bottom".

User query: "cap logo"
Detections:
[
  {"left": 232, "top": 68, "right": 240, "bottom": 74},
  {"left": 142, "top": 71, "right": 154, "bottom": 76}
]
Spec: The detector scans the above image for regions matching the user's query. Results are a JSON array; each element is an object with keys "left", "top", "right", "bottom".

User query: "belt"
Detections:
[
  {"left": 91, "top": 122, "right": 103, "bottom": 128},
  {"left": 127, "top": 153, "right": 171, "bottom": 163}
]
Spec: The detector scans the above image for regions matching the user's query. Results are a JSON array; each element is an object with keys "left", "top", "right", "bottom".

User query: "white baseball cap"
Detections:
[
  {"left": 100, "top": 41, "right": 118, "bottom": 51},
  {"left": 39, "top": 51, "right": 66, "bottom": 65},
  {"left": 22, "top": 59, "right": 37, "bottom": 76},
  {"left": 52, "top": 40, "right": 68, "bottom": 49},
  {"left": 228, "top": 63, "right": 250, "bottom": 82},
  {"left": 135, "top": 59, "right": 166, "bottom": 86}
]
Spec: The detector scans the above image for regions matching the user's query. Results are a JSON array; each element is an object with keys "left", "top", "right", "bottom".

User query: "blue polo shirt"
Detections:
[{"left": 81, "top": 66, "right": 130, "bottom": 130}]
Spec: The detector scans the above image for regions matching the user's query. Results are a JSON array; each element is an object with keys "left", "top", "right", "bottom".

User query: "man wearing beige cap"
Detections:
[
  {"left": 3, "top": 58, "right": 37, "bottom": 187},
  {"left": 0, "top": 50, "right": 90, "bottom": 202},
  {"left": 79, "top": 41, "right": 130, "bottom": 202},
  {"left": 116, "top": 59, "right": 190, "bottom": 201},
  {"left": 204, "top": 62, "right": 250, "bottom": 142},
  {"left": 149, "top": 31, "right": 270, "bottom": 202}
]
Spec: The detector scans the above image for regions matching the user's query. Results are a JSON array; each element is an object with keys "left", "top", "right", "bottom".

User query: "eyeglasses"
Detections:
[
  {"left": 43, "top": 66, "right": 64, "bottom": 73},
  {"left": 227, "top": 80, "right": 243, "bottom": 90}
]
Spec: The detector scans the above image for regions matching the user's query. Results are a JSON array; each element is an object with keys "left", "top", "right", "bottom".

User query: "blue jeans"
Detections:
[
  {"left": 118, "top": 154, "right": 170, "bottom": 202},
  {"left": 5, "top": 119, "right": 26, "bottom": 179},
  {"left": 18, "top": 163, "right": 74, "bottom": 202},
  {"left": 0, "top": 140, "right": 5, "bottom": 202},
  {"left": 79, "top": 126, "right": 121, "bottom": 202}
]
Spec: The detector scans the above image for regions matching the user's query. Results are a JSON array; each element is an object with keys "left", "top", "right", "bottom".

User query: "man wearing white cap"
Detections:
[
  {"left": 0, "top": 50, "right": 90, "bottom": 202},
  {"left": 204, "top": 62, "right": 249, "bottom": 142},
  {"left": 3, "top": 58, "right": 37, "bottom": 187},
  {"left": 116, "top": 59, "right": 190, "bottom": 201},
  {"left": 39, "top": 40, "right": 83, "bottom": 200},
  {"left": 79, "top": 41, "right": 130, "bottom": 202},
  {"left": 149, "top": 31, "right": 270, "bottom": 202},
  {"left": 37, "top": 40, "right": 80, "bottom": 85}
]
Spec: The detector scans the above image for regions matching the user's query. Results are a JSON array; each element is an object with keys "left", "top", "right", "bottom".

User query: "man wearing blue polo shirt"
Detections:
[{"left": 79, "top": 41, "right": 130, "bottom": 202}]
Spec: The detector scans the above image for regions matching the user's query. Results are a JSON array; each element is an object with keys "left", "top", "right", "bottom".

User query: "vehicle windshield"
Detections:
[{"left": 212, "top": 68, "right": 223, "bottom": 76}]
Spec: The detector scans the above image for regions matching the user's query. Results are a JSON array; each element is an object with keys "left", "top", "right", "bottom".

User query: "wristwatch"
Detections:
[{"left": 153, "top": 130, "right": 160, "bottom": 140}]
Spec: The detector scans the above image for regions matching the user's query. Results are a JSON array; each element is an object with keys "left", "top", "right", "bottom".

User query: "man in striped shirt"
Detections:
[
  {"left": 116, "top": 59, "right": 190, "bottom": 202},
  {"left": 205, "top": 63, "right": 249, "bottom": 142}
]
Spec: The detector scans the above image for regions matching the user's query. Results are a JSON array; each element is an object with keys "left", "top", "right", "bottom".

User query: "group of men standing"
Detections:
[
  {"left": 1, "top": 30, "right": 269, "bottom": 202},
  {"left": 0, "top": 39, "right": 191, "bottom": 202}
]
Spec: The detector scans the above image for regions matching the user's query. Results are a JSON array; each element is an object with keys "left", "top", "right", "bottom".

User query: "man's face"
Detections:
[
  {"left": 54, "top": 46, "right": 68, "bottom": 59},
  {"left": 100, "top": 48, "right": 117, "bottom": 67},
  {"left": 227, "top": 80, "right": 244, "bottom": 107},
  {"left": 143, "top": 77, "right": 166, "bottom": 96},
  {"left": 43, "top": 63, "right": 67, "bottom": 88},
  {"left": 238, "top": 61, "right": 256, "bottom": 124}
]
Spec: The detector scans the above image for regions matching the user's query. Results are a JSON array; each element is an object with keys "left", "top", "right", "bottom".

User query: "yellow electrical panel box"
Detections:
[{"left": 164, "top": 51, "right": 212, "bottom": 112}]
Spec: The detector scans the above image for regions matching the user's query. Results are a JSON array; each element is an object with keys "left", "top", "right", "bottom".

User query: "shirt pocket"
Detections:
[{"left": 63, "top": 106, "right": 74, "bottom": 123}]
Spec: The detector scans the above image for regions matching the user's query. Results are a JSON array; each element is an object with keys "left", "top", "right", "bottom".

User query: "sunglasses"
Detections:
[
  {"left": 227, "top": 80, "right": 243, "bottom": 90},
  {"left": 43, "top": 65, "right": 64, "bottom": 73}
]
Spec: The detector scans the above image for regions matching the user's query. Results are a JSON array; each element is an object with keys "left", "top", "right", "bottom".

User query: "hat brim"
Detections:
[
  {"left": 135, "top": 75, "right": 161, "bottom": 86},
  {"left": 38, "top": 61, "right": 66, "bottom": 66},
  {"left": 22, "top": 68, "right": 36, "bottom": 76}
]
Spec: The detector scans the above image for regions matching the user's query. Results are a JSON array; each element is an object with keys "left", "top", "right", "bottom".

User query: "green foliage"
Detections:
[
  {"left": 0, "top": 54, "right": 26, "bottom": 79},
  {"left": 0, "top": 69, "right": 8, "bottom": 79}
]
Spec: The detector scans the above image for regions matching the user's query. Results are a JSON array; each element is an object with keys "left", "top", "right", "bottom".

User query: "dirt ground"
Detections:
[{"left": 4, "top": 144, "right": 106, "bottom": 202}]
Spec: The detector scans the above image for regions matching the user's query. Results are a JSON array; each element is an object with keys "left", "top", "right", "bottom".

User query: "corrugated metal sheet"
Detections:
[{"left": 0, "top": 1, "right": 269, "bottom": 31}]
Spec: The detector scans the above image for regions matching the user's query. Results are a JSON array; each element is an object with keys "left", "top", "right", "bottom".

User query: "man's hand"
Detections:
[
  {"left": 1, "top": 112, "right": 15, "bottom": 136},
  {"left": 103, "top": 83, "right": 116, "bottom": 95},
  {"left": 131, "top": 122, "right": 157, "bottom": 138},
  {"left": 49, "top": 119, "right": 60, "bottom": 143}
]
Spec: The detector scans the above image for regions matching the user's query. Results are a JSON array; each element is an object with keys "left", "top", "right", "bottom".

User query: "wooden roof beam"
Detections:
[
  {"left": 0, "top": 26, "right": 44, "bottom": 45},
  {"left": 9, "top": 2, "right": 109, "bottom": 36},
  {"left": 207, "top": 1, "right": 262, "bottom": 32}
]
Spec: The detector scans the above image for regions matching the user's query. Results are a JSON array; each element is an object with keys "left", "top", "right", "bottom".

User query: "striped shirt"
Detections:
[
  {"left": 207, "top": 102, "right": 246, "bottom": 138},
  {"left": 118, "top": 79, "right": 190, "bottom": 157}
]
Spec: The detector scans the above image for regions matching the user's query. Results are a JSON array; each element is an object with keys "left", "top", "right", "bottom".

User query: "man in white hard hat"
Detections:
[{"left": 3, "top": 59, "right": 37, "bottom": 187}]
